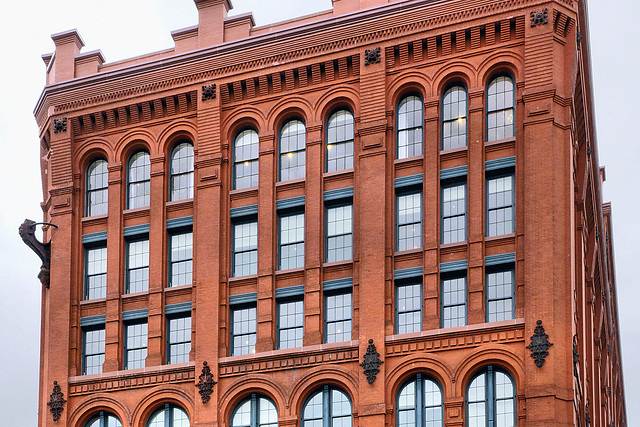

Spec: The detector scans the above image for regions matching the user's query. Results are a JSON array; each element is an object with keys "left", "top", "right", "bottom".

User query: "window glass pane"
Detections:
[
  {"left": 279, "top": 299, "right": 304, "bottom": 349},
  {"left": 280, "top": 119, "right": 306, "bottom": 181},
  {"left": 170, "top": 231, "right": 193, "bottom": 287},
  {"left": 487, "top": 269, "right": 514, "bottom": 322},
  {"left": 442, "top": 276, "right": 466, "bottom": 328},
  {"left": 232, "top": 306, "right": 257, "bottom": 355},
  {"left": 487, "top": 175, "right": 514, "bottom": 237},
  {"left": 168, "top": 316, "right": 191, "bottom": 364},
  {"left": 86, "top": 246, "right": 107, "bottom": 300},
  {"left": 231, "top": 400, "right": 251, "bottom": 427},
  {"left": 326, "top": 204, "right": 353, "bottom": 262},
  {"left": 233, "top": 221, "right": 258, "bottom": 277},
  {"left": 125, "top": 322, "right": 147, "bottom": 369},
  {"left": 259, "top": 397, "right": 278, "bottom": 426},
  {"left": 397, "top": 192, "right": 422, "bottom": 251},
  {"left": 235, "top": 129, "right": 259, "bottom": 189},
  {"left": 396, "top": 283, "right": 422, "bottom": 334},
  {"left": 397, "top": 96, "right": 423, "bottom": 159},
  {"left": 487, "top": 76, "right": 515, "bottom": 142},
  {"left": 442, "top": 86, "right": 467, "bottom": 150},
  {"left": 127, "top": 239, "right": 149, "bottom": 293},
  {"left": 170, "top": 142, "right": 194, "bottom": 201},
  {"left": 327, "top": 110, "right": 354, "bottom": 172},
  {"left": 83, "top": 328, "right": 105, "bottom": 375},
  {"left": 279, "top": 213, "right": 305, "bottom": 270},
  {"left": 87, "top": 159, "right": 109, "bottom": 216},
  {"left": 128, "top": 151, "right": 150, "bottom": 208},
  {"left": 325, "top": 293, "right": 352, "bottom": 343},
  {"left": 442, "top": 183, "right": 466, "bottom": 244}
]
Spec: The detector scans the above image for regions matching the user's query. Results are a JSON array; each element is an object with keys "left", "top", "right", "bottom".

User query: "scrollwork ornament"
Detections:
[
  {"left": 526, "top": 320, "right": 553, "bottom": 368},
  {"left": 47, "top": 381, "right": 66, "bottom": 422},
  {"left": 53, "top": 118, "right": 67, "bottom": 133},
  {"left": 360, "top": 339, "right": 383, "bottom": 384},
  {"left": 364, "top": 47, "right": 381, "bottom": 66},
  {"left": 196, "top": 361, "right": 216, "bottom": 404},
  {"left": 530, "top": 8, "right": 548, "bottom": 27},
  {"left": 201, "top": 84, "right": 216, "bottom": 101}
]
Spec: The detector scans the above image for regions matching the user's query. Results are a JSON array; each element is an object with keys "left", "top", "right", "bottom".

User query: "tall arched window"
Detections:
[
  {"left": 397, "top": 95, "right": 423, "bottom": 159},
  {"left": 86, "top": 159, "right": 108, "bottom": 216},
  {"left": 231, "top": 394, "right": 278, "bottom": 427},
  {"left": 85, "top": 411, "right": 122, "bottom": 427},
  {"left": 326, "top": 110, "right": 354, "bottom": 172},
  {"left": 486, "top": 76, "right": 515, "bottom": 142},
  {"left": 128, "top": 151, "right": 150, "bottom": 209},
  {"left": 147, "top": 404, "right": 190, "bottom": 427},
  {"left": 397, "top": 374, "right": 443, "bottom": 427},
  {"left": 170, "top": 142, "right": 194, "bottom": 201},
  {"left": 234, "top": 129, "right": 259, "bottom": 189},
  {"left": 442, "top": 86, "right": 467, "bottom": 150},
  {"left": 302, "top": 385, "right": 352, "bottom": 427},
  {"left": 466, "top": 366, "right": 516, "bottom": 426},
  {"left": 279, "top": 119, "right": 306, "bottom": 181}
]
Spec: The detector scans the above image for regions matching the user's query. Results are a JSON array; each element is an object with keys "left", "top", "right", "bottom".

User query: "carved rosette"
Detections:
[
  {"left": 47, "top": 381, "right": 66, "bottom": 422},
  {"left": 196, "top": 361, "right": 216, "bottom": 404},
  {"left": 360, "top": 339, "right": 383, "bottom": 384},
  {"left": 530, "top": 8, "right": 548, "bottom": 27},
  {"left": 201, "top": 84, "right": 217, "bottom": 101},
  {"left": 526, "top": 320, "right": 553, "bottom": 368},
  {"left": 364, "top": 47, "right": 381, "bottom": 66},
  {"left": 53, "top": 118, "right": 67, "bottom": 133}
]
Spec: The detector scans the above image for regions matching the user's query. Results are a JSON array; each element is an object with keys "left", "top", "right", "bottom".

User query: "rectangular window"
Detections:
[
  {"left": 486, "top": 268, "right": 515, "bottom": 322},
  {"left": 124, "top": 321, "right": 147, "bottom": 370},
  {"left": 126, "top": 239, "right": 149, "bottom": 294},
  {"left": 442, "top": 275, "right": 467, "bottom": 328},
  {"left": 325, "top": 291, "right": 352, "bottom": 343},
  {"left": 396, "top": 282, "right": 422, "bottom": 334},
  {"left": 167, "top": 315, "right": 191, "bottom": 364},
  {"left": 85, "top": 246, "right": 107, "bottom": 300},
  {"left": 279, "top": 212, "right": 305, "bottom": 270},
  {"left": 487, "top": 174, "right": 514, "bottom": 237},
  {"left": 325, "top": 204, "right": 353, "bottom": 263},
  {"left": 169, "top": 231, "right": 193, "bottom": 287},
  {"left": 442, "top": 182, "right": 466, "bottom": 244},
  {"left": 278, "top": 299, "right": 304, "bottom": 349},
  {"left": 231, "top": 305, "right": 257, "bottom": 356},
  {"left": 232, "top": 220, "right": 258, "bottom": 277},
  {"left": 82, "top": 327, "right": 105, "bottom": 375},
  {"left": 397, "top": 192, "right": 422, "bottom": 251}
]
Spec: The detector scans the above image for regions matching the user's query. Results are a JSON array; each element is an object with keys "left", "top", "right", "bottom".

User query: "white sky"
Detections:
[{"left": 0, "top": 0, "right": 637, "bottom": 425}]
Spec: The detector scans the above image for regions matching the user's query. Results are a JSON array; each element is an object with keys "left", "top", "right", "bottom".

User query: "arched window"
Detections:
[
  {"left": 85, "top": 411, "right": 122, "bottom": 427},
  {"left": 486, "top": 76, "right": 515, "bottom": 142},
  {"left": 234, "top": 129, "right": 259, "bottom": 190},
  {"left": 326, "top": 110, "right": 354, "bottom": 172},
  {"left": 231, "top": 394, "right": 278, "bottom": 427},
  {"left": 397, "top": 95, "right": 423, "bottom": 159},
  {"left": 466, "top": 366, "right": 516, "bottom": 426},
  {"left": 442, "top": 86, "right": 467, "bottom": 150},
  {"left": 86, "top": 159, "right": 108, "bottom": 216},
  {"left": 302, "top": 385, "right": 352, "bottom": 427},
  {"left": 128, "top": 151, "right": 150, "bottom": 209},
  {"left": 279, "top": 119, "right": 306, "bottom": 181},
  {"left": 397, "top": 374, "right": 443, "bottom": 427},
  {"left": 170, "top": 142, "right": 194, "bottom": 201},
  {"left": 147, "top": 404, "right": 190, "bottom": 427}
]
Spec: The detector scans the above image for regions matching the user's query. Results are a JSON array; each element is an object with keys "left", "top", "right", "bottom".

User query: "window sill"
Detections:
[
  {"left": 165, "top": 283, "right": 193, "bottom": 292},
  {"left": 79, "top": 298, "right": 106, "bottom": 306},
  {"left": 82, "top": 214, "right": 108, "bottom": 223},
  {"left": 385, "top": 318, "right": 525, "bottom": 342},
  {"left": 394, "top": 155, "right": 423, "bottom": 164},
  {"left": 275, "top": 267, "right": 304, "bottom": 276},
  {"left": 394, "top": 248, "right": 423, "bottom": 257},
  {"left": 439, "top": 241, "right": 467, "bottom": 249},
  {"left": 322, "top": 260, "right": 353, "bottom": 268},
  {"left": 230, "top": 186, "right": 258, "bottom": 195},
  {"left": 322, "top": 168, "right": 354, "bottom": 179},
  {"left": 276, "top": 177, "right": 305, "bottom": 187},
  {"left": 122, "top": 291, "right": 149, "bottom": 299},
  {"left": 69, "top": 361, "right": 195, "bottom": 382},
  {"left": 485, "top": 233, "right": 516, "bottom": 242},
  {"left": 219, "top": 340, "right": 360, "bottom": 364},
  {"left": 439, "top": 146, "right": 468, "bottom": 156},
  {"left": 485, "top": 136, "right": 516, "bottom": 146}
]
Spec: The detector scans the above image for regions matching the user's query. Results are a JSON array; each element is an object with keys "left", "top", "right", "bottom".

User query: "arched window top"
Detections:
[
  {"left": 397, "top": 374, "right": 443, "bottom": 427},
  {"left": 302, "top": 385, "right": 352, "bottom": 427},
  {"left": 86, "top": 158, "right": 108, "bottom": 217},
  {"left": 442, "top": 85, "right": 467, "bottom": 151},
  {"left": 279, "top": 119, "right": 306, "bottom": 182},
  {"left": 234, "top": 129, "right": 259, "bottom": 190},
  {"left": 231, "top": 393, "right": 278, "bottom": 427},
  {"left": 85, "top": 411, "right": 122, "bottom": 427},
  {"left": 466, "top": 366, "right": 516, "bottom": 427},
  {"left": 486, "top": 75, "right": 515, "bottom": 142},
  {"left": 128, "top": 150, "right": 150, "bottom": 209},
  {"left": 147, "top": 404, "right": 190, "bottom": 427},
  {"left": 170, "top": 142, "right": 194, "bottom": 201},
  {"left": 326, "top": 110, "right": 354, "bottom": 172},
  {"left": 397, "top": 95, "right": 423, "bottom": 159}
]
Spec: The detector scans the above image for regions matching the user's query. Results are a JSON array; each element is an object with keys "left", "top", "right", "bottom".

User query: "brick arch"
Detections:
[
  {"left": 313, "top": 86, "right": 360, "bottom": 124},
  {"left": 452, "top": 347, "right": 524, "bottom": 398},
  {"left": 385, "top": 355, "right": 454, "bottom": 401},
  {"left": 477, "top": 53, "right": 524, "bottom": 88},
  {"left": 287, "top": 366, "right": 359, "bottom": 417},
  {"left": 218, "top": 376, "right": 288, "bottom": 422},
  {"left": 68, "top": 394, "right": 131, "bottom": 427},
  {"left": 76, "top": 142, "right": 112, "bottom": 177},
  {"left": 158, "top": 121, "right": 198, "bottom": 160},
  {"left": 221, "top": 106, "right": 268, "bottom": 140},
  {"left": 432, "top": 64, "right": 475, "bottom": 96},
  {"left": 266, "top": 95, "right": 314, "bottom": 131},
  {"left": 130, "top": 384, "right": 194, "bottom": 427},
  {"left": 387, "top": 70, "right": 432, "bottom": 108},
  {"left": 114, "top": 129, "right": 156, "bottom": 162}
]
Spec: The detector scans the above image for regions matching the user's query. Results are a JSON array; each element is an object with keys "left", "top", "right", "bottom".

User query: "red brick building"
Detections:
[{"left": 30, "top": 0, "right": 626, "bottom": 425}]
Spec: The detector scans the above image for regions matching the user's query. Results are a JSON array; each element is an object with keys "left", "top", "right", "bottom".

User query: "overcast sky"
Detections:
[{"left": 0, "top": 0, "right": 637, "bottom": 425}]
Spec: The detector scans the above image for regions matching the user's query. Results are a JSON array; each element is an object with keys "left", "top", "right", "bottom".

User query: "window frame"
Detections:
[
  {"left": 395, "top": 280, "right": 423, "bottom": 335},
  {"left": 486, "top": 171, "right": 515, "bottom": 237},
  {"left": 301, "top": 385, "right": 353, "bottom": 427},
  {"left": 396, "top": 373, "right": 444, "bottom": 427},
  {"left": 125, "top": 236, "right": 150, "bottom": 294},
  {"left": 169, "top": 141, "right": 194, "bottom": 201},
  {"left": 441, "top": 84, "right": 468, "bottom": 151},
  {"left": 278, "top": 209, "right": 305, "bottom": 271},
  {"left": 396, "top": 93, "right": 424, "bottom": 159},
  {"left": 440, "top": 179, "right": 467, "bottom": 244},
  {"left": 127, "top": 150, "right": 151, "bottom": 209},
  {"left": 325, "top": 201, "right": 353, "bottom": 263},
  {"left": 230, "top": 303, "right": 257, "bottom": 356},
  {"left": 485, "top": 265, "right": 516, "bottom": 322},
  {"left": 486, "top": 74, "right": 515, "bottom": 142},
  {"left": 325, "top": 109, "right": 355, "bottom": 173},
  {"left": 230, "top": 393, "right": 278, "bottom": 427},
  {"left": 440, "top": 273, "right": 468, "bottom": 328},
  {"left": 85, "top": 158, "right": 109, "bottom": 217},
  {"left": 123, "top": 319, "right": 148, "bottom": 370},
  {"left": 465, "top": 365, "right": 517, "bottom": 427},
  {"left": 279, "top": 118, "right": 306, "bottom": 182},
  {"left": 82, "top": 325, "right": 105, "bottom": 375},
  {"left": 396, "top": 189, "right": 423, "bottom": 252},
  {"left": 84, "top": 243, "right": 107, "bottom": 301},
  {"left": 233, "top": 128, "right": 260, "bottom": 190},
  {"left": 324, "top": 289, "right": 353, "bottom": 344},
  {"left": 168, "top": 228, "right": 193, "bottom": 288},
  {"left": 146, "top": 403, "right": 190, "bottom": 427},
  {"left": 277, "top": 296, "right": 304, "bottom": 350},
  {"left": 166, "top": 314, "right": 191, "bottom": 365},
  {"left": 232, "top": 216, "right": 258, "bottom": 277},
  {"left": 84, "top": 411, "right": 123, "bottom": 427}
]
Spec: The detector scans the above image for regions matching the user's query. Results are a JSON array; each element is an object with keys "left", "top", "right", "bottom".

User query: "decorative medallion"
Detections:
[
  {"left": 18, "top": 219, "right": 55, "bottom": 287},
  {"left": 47, "top": 381, "right": 66, "bottom": 422},
  {"left": 360, "top": 339, "right": 383, "bottom": 384},
  {"left": 364, "top": 47, "right": 381, "bottom": 66},
  {"left": 53, "top": 118, "right": 67, "bottom": 133},
  {"left": 196, "top": 361, "right": 216, "bottom": 404},
  {"left": 526, "top": 320, "right": 553, "bottom": 368},
  {"left": 530, "top": 8, "right": 548, "bottom": 27},
  {"left": 202, "top": 84, "right": 217, "bottom": 101}
]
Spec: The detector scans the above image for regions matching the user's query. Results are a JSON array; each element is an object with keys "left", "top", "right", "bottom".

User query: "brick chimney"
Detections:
[
  {"left": 50, "top": 29, "right": 84, "bottom": 83},
  {"left": 194, "top": 0, "right": 232, "bottom": 48}
]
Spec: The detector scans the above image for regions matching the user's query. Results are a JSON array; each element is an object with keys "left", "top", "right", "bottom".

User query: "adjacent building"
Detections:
[{"left": 30, "top": 0, "right": 626, "bottom": 425}]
